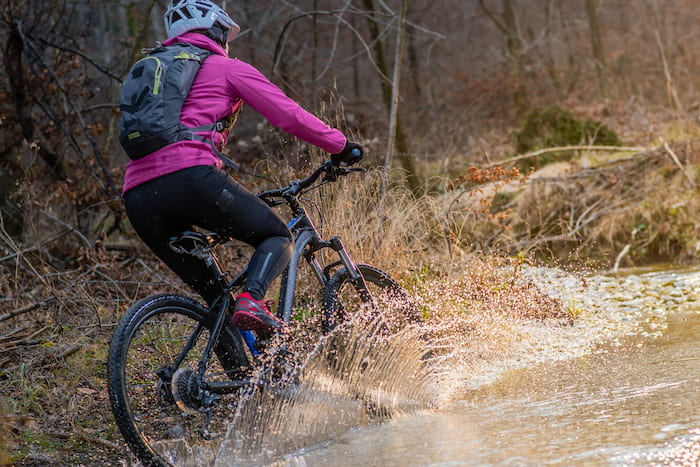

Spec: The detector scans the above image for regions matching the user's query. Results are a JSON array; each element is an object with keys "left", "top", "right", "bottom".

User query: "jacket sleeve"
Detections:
[{"left": 226, "top": 60, "right": 346, "bottom": 154}]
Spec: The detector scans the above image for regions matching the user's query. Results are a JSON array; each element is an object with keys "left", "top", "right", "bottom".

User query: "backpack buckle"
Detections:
[
  {"left": 215, "top": 121, "right": 225, "bottom": 132},
  {"left": 183, "top": 131, "right": 195, "bottom": 140}
]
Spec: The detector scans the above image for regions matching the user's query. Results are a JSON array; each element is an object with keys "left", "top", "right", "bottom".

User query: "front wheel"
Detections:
[
  {"left": 107, "top": 294, "right": 250, "bottom": 467},
  {"left": 321, "top": 264, "right": 418, "bottom": 333}
]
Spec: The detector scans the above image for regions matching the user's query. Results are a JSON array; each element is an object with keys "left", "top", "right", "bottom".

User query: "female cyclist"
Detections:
[{"left": 121, "top": 0, "right": 362, "bottom": 337}]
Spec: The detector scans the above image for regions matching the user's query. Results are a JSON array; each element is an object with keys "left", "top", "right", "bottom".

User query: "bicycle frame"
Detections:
[{"left": 109, "top": 161, "right": 407, "bottom": 458}]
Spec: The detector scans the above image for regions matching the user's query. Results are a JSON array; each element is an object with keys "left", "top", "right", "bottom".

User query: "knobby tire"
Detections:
[
  {"left": 107, "top": 294, "right": 249, "bottom": 467},
  {"left": 321, "top": 263, "right": 418, "bottom": 333}
]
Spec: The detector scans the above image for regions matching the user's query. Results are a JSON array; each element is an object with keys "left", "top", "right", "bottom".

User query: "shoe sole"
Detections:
[{"left": 231, "top": 310, "right": 282, "bottom": 332}]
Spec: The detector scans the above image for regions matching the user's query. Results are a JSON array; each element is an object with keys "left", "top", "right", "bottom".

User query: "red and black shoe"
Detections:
[{"left": 231, "top": 292, "right": 284, "bottom": 336}]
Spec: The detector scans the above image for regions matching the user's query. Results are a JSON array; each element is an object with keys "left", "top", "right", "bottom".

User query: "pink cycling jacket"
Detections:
[{"left": 122, "top": 33, "right": 346, "bottom": 194}]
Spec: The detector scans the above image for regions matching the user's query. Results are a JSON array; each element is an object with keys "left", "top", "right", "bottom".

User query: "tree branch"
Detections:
[
  {"left": 14, "top": 22, "right": 120, "bottom": 198},
  {"left": 480, "top": 144, "right": 649, "bottom": 169},
  {"left": 0, "top": 298, "right": 56, "bottom": 323},
  {"left": 34, "top": 37, "right": 123, "bottom": 82}
]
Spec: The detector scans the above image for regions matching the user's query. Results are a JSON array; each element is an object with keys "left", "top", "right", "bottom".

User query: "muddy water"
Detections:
[{"left": 284, "top": 267, "right": 700, "bottom": 466}]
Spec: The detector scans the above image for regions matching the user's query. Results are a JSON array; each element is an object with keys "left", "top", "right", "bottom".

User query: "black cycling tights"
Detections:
[{"left": 124, "top": 165, "right": 292, "bottom": 306}]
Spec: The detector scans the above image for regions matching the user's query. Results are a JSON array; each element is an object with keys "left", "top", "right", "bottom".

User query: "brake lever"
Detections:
[
  {"left": 324, "top": 166, "right": 366, "bottom": 181},
  {"left": 262, "top": 197, "right": 285, "bottom": 208},
  {"left": 322, "top": 169, "right": 339, "bottom": 183}
]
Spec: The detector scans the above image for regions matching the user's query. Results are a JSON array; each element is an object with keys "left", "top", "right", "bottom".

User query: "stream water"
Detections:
[
  {"left": 164, "top": 265, "right": 700, "bottom": 466},
  {"left": 276, "top": 266, "right": 700, "bottom": 466},
  {"left": 291, "top": 308, "right": 700, "bottom": 466}
]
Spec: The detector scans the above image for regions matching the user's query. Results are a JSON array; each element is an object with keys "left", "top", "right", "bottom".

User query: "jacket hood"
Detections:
[{"left": 162, "top": 32, "right": 228, "bottom": 57}]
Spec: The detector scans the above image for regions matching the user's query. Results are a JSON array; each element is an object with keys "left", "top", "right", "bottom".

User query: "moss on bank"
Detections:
[{"left": 513, "top": 106, "right": 622, "bottom": 171}]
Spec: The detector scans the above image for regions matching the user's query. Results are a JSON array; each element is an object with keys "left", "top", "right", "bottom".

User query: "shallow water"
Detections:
[{"left": 283, "top": 267, "right": 700, "bottom": 466}]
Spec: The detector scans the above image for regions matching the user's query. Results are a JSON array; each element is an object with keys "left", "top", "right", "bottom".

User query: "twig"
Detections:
[
  {"left": 33, "top": 37, "right": 123, "bottom": 82},
  {"left": 0, "top": 226, "right": 74, "bottom": 263},
  {"left": 654, "top": 29, "right": 683, "bottom": 111},
  {"left": 46, "top": 431, "right": 121, "bottom": 451},
  {"left": 1, "top": 327, "right": 51, "bottom": 350},
  {"left": 0, "top": 323, "right": 32, "bottom": 342},
  {"left": 41, "top": 210, "right": 93, "bottom": 248},
  {"left": 0, "top": 298, "right": 55, "bottom": 323},
  {"left": 613, "top": 244, "right": 631, "bottom": 273},
  {"left": 54, "top": 344, "right": 82, "bottom": 359},
  {"left": 661, "top": 139, "right": 696, "bottom": 187},
  {"left": 272, "top": 9, "right": 392, "bottom": 84}
]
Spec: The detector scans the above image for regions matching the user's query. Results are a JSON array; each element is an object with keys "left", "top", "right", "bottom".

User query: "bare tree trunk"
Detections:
[
  {"left": 407, "top": 29, "right": 422, "bottom": 100},
  {"left": 654, "top": 29, "right": 683, "bottom": 111},
  {"left": 542, "top": 0, "right": 562, "bottom": 95},
  {"left": 585, "top": 0, "right": 607, "bottom": 98},
  {"left": 351, "top": 14, "right": 361, "bottom": 99},
  {"left": 479, "top": 0, "right": 528, "bottom": 118},
  {"left": 311, "top": 0, "right": 318, "bottom": 81},
  {"left": 502, "top": 0, "right": 527, "bottom": 117},
  {"left": 4, "top": 23, "right": 67, "bottom": 181},
  {"left": 362, "top": 0, "right": 421, "bottom": 197},
  {"left": 382, "top": 0, "right": 409, "bottom": 198}
]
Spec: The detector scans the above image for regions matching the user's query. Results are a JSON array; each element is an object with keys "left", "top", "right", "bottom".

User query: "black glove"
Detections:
[{"left": 331, "top": 141, "right": 363, "bottom": 166}]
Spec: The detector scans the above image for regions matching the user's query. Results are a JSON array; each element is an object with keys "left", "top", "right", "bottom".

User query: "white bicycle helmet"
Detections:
[{"left": 164, "top": 0, "right": 240, "bottom": 43}]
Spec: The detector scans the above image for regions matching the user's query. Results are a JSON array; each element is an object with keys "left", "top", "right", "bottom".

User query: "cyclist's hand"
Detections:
[{"left": 331, "top": 141, "right": 363, "bottom": 166}]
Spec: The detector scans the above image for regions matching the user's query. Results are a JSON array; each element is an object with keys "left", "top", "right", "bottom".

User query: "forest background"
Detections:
[{"left": 2, "top": 0, "right": 700, "bottom": 464}]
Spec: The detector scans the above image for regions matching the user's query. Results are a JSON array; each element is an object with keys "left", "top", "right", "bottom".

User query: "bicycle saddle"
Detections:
[{"left": 168, "top": 231, "right": 221, "bottom": 255}]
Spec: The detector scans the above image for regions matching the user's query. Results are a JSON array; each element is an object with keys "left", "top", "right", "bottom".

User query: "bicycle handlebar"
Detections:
[{"left": 257, "top": 160, "right": 365, "bottom": 205}]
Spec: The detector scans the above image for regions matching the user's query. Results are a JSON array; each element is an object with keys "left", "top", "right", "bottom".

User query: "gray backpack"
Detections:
[{"left": 119, "top": 42, "right": 238, "bottom": 169}]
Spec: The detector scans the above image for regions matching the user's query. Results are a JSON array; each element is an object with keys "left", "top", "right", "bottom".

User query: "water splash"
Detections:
[
  {"left": 214, "top": 315, "right": 438, "bottom": 465},
  {"left": 615, "top": 427, "right": 700, "bottom": 466},
  {"left": 144, "top": 264, "right": 700, "bottom": 465}
]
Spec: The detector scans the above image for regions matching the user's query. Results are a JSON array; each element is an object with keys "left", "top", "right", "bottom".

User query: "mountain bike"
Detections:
[{"left": 107, "top": 160, "right": 416, "bottom": 466}]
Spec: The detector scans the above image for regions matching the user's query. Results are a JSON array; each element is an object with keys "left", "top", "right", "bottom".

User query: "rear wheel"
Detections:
[{"left": 107, "top": 294, "right": 250, "bottom": 466}]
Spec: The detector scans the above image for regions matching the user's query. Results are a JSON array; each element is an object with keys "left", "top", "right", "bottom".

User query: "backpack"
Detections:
[{"left": 118, "top": 42, "right": 239, "bottom": 169}]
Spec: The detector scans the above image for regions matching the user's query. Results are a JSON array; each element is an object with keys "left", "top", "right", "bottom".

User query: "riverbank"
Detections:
[{"left": 441, "top": 264, "right": 700, "bottom": 398}]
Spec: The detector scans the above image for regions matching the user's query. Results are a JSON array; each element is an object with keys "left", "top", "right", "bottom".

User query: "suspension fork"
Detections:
[{"left": 329, "top": 235, "right": 373, "bottom": 302}]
